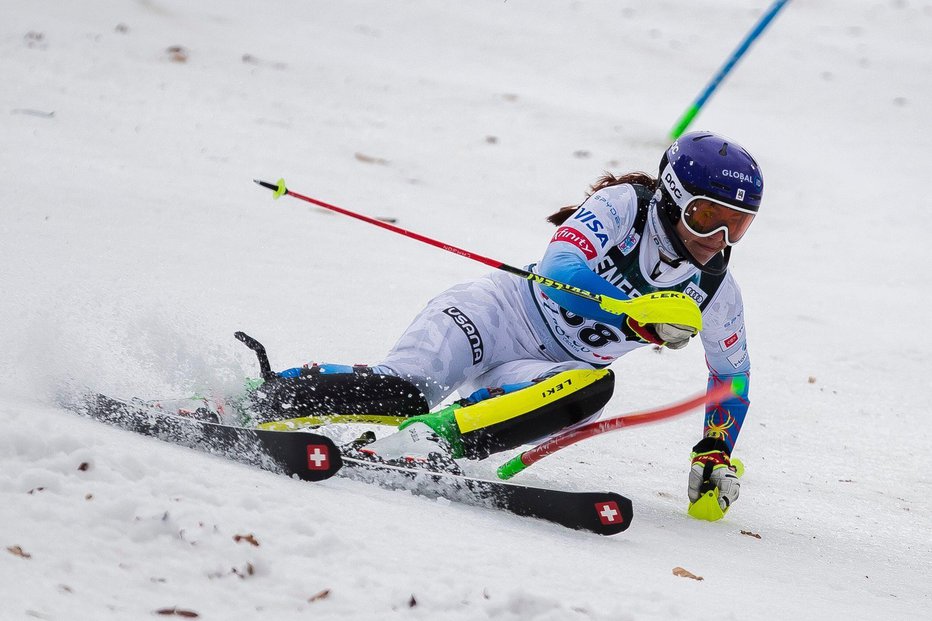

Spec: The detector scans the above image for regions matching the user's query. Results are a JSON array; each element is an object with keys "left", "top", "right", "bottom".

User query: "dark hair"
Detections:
[{"left": 546, "top": 171, "right": 657, "bottom": 226}]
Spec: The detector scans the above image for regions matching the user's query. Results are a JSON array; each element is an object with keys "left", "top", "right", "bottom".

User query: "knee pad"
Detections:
[
  {"left": 247, "top": 364, "right": 429, "bottom": 425},
  {"left": 452, "top": 368, "right": 614, "bottom": 460}
]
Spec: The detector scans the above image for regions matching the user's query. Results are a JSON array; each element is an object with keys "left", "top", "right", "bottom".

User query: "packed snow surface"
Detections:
[{"left": 2, "top": 1, "right": 930, "bottom": 619}]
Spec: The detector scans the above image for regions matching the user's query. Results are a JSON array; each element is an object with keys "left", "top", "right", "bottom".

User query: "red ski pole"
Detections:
[
  {"left": 253, "top": 178, "right": 702, "bottom": 330},
  {"left": 496, "top": 382, "right": 735, "bottom": 479}
]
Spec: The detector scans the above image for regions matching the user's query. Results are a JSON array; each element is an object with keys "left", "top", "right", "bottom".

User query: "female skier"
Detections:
[{"left": 250, "top": 131, "right": 762, "bottom": 517}]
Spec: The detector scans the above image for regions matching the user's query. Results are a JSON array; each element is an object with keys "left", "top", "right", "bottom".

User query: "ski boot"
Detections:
[
  {"left": 349, "top": 368, "right": 614, "bottom": 470},
  {"left": 346, "top": 422, "right": 462, "bottom": 474},
  {"left": 235, "top": 331, "right": 429, "bottom": 427}
]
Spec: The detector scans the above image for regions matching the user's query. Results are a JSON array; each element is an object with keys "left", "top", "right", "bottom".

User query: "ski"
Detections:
[
  {"left": 66, "top": 393, "right": 632, "bottom": 535},
  {"left": 67, "top": 393, "right": 342, "bottom": 481},
  {"left": 340, "top": 456, "right": 633, "bottom": 535}
]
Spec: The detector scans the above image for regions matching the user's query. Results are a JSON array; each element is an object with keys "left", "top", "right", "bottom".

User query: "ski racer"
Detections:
[{"left": 249, "top": 131, "right": 763, "bottom": 519}]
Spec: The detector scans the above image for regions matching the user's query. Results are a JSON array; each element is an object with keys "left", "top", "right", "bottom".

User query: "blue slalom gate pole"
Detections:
[{"left": 669, "top": 0, "right": 790, "bottom": 139}]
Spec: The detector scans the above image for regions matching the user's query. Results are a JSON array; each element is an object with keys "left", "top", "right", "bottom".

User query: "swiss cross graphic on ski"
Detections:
[
  {"left": 306, "top": 444, "right": 331, "bottom": 470},
  {"left": 595, "top": 501, "right": 623, "bottom": 525}
]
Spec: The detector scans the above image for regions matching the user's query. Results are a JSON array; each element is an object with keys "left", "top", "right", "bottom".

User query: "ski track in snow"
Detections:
[{"left": 2, "top": 1, "right": 931, "bottom": 619}]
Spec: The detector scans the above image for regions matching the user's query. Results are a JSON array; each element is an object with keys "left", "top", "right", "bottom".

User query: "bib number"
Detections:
[{"left": 560, "top": 309, "right": 621, "bottom": 349}]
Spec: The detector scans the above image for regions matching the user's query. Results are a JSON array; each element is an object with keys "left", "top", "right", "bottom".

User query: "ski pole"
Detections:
[
  {"left": 669, "top": 0, "right": 790, "bottom": 139},
  {"left": 496, "top": 381, "right": 735, "bottom": 480},
  {"left": 254, "top": 178, "right": 702, "bottom": 330}
]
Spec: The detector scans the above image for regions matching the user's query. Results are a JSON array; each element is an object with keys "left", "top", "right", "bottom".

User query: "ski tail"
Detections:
[
  {"left": 341, "top": 456, "right": 632, "bottom": 535},
  {"left": 70, "top": 392, "right": 342, "bottom": 482}
]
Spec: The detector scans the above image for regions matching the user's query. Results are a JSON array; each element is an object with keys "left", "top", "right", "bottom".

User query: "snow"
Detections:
[{"left": 1, "top": 0, "right": 930, "bottom": 618}]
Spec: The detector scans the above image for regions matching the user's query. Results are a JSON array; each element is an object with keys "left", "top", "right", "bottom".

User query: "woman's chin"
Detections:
[{"left": 688, "top": 243, "right": 724, "bottom": 266}]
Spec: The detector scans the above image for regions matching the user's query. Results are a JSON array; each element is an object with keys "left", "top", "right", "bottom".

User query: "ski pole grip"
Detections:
[{"left": 497, "top": 453, "right": 530, "bottom": 480}]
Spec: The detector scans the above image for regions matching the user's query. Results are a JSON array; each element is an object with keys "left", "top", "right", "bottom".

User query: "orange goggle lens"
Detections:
[{"left": 682, "top": 199, "right": 755, "bottom": 245}]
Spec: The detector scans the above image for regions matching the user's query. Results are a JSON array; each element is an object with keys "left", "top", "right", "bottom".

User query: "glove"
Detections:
[
  {"left": 654, "top": 323, "right": 697, "bottom": 349},
  {"left": 688, "top": 437, "right": 740, "bottom": 516},
  {"left": 622, "top": 317, "right": 697, "bottom": 349}
]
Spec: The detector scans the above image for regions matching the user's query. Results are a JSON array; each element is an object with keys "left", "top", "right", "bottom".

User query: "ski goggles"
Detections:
[{"left": 661, "top": 164, "right": 756, "bottom": 246}]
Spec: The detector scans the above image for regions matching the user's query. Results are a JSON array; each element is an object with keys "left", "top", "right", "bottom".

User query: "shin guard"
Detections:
[{"left": 405, "top": 368, "right": 614, "bottom": 460}]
